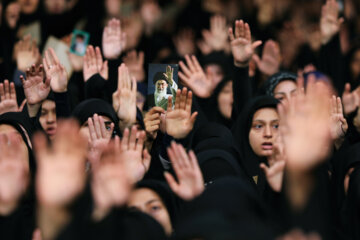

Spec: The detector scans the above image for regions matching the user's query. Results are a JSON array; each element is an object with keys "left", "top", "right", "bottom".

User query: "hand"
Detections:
[
  {"left": 260, "top": 136, "right": 286, "bottom": 192},
  {"left": 122, "top": 50, "right": 145, "bottom": 82},
  {"left": 164, "top": 65, "right": 174, "bottom": 86},
  {"left": 228, "top": 20, "right": 262, "bottom": 67},
  {"left": 118, "top": 126, "right": 151, "bottom": 183},
  {"left": 34, "top": 120, "right": 87, "bottom": 207},
  {"left": 83, "top": 45, "right": 108, "bottom": 82},
  {"left": 179, "top": 55, "right": 213, "bottom": 98},
  {"left": 342, "top": 83, "right": 360, "bottom": 115},
  {"left": 320, "top": 0, "right": 344, "bottom": 44},
  {"left": 102, "top": 18, "right": 126, "bottom": 60},
  {"left": 173, "top": 29, "right": 196, "bottom": 57},
  {"left": 88, "top": 114, "right": 114, "bottom": 166},
  {"left": 164, "top": 142, "right": 204, "bottom": 201},
  {"left": 330, "top": 95, "right": 348, "bottom": 140},
  {"left": 252, "top": 39, "right": 282, "bottom": 76},
  {"left": 21, "top": 64, "right": 51, "bottom": 105},
  {"left": 197, "top": 40, "right": 212, "bottom": 56},
  {"left": 201, "top": 15, "right": 229, "bottom": 52},
  {"left": 166, "top": 88, "right": 198, "bottom": 139},
  {"left": 144, "top": 107, "right": 165, "bottom": 140},
  {"left": 112, "top": 63, "right": 137, "bottom": 127},
  {"left": 91, "top": 137, "right": 133, "bottom": 220},
  {"left": 278, "top": 75, "right": 332, "bottom": 172},
  {"left": 0, "top": 133, "right": 29, "bottom": 215},
  {"left": 14, "top": 35, "right": 40, "bottom": 72},
  {"left": 43, "top": 48, "right": 68, "bottom": 93},
  {"left": 0, "top": 80, "right": 26, "bottom": 115}
]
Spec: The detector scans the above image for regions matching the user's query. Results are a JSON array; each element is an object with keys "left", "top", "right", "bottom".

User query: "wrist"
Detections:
[
  {"left": 0, "top": 201, "right": 18, "bottom": 216},
  {"left": 234, "top": 60, "right": 250, "bottom": 68}
]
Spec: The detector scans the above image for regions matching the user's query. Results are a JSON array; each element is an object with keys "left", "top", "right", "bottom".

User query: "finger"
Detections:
[
  {"left": 174, "top": 89, "right": 181, "bottom": 110},
  {"left": 171, "top": 142, "right": 185, "bottom": 168},
  {"left": 185, "top": 90, "right": 193, "bottom": 113},
  {"left": 93, "top": 114, "right": 103, "bottom": 139},
  {"left": 179, "top": 88, "right": 187, "bottom": 110},
  {"left": 164, "top": 172, "right": 180, "bottom": 194},
  {"left": 189, "top": 150, "right": 200, "bottom": 171},
  {"left": 33, "top": 132, "right": 50, "bottom": 161},
  {"left": 19, "top": 99, "right": 27, "bottom": 111},
  {"left": 9, "top": 82, "right": 16, "bottom": 100},
  {"left": 190, "top": 112, "right": 198, "bottom": 126},
  {"left": 179, "top": 60, "right": 192, "bottom": 78},
  {"left": 121, "top": 128, "right": 130, "bottom": 150},
  {"left": 4, "top": 80, "right": 10, "bottom": 100},
  {"left": 149, "top": 106, "right": 165, "bottom": 115},
  {"left": 228, "top": 27, "right": 235, "bottom": 41},
  {"left": 49, "top": 48, "right": 60, "bottom": 65},
  {"left": 95, "top": 46, "right": 103, "bottom": 68},
  {"left": 191, "top": 55, "right": 203, "bottom": 73},
  {"left": 136, "top": 131, "right": 145, "bottom": 152},
  {"left": 99, "top": 116, "right": 108, "bottom": 138},
  {"left": 178, "top": 71, "right": 190, "bottom": 86},
  {"left": 88, "top": 117, "right": 97, "bottom": 141},
  {"left": 185, "top": 55, "right": 196, "bottom": 73},
  {"left": 244, "top": 22, "right": 251, "bottom": 41},
  {"left": 252, "top": 40, "right": 262, "bottom": 50},
  {"left": 337, "top": 97, "right": 343, "bottom": 115},
  {"left": 167, "top": 96, "right": 173, "bottom": 111},
  {"left": 259, "top": 163, "right": 269, "bottom": 175},
  {"left": 0, "top": 82, "right": 4, "bottom": 102},
  {"left": 128, "top": 125, "right": 137, "bottom": 150},
  {"left": 234, "top": 20, "right": 240, "bottom": 39}
]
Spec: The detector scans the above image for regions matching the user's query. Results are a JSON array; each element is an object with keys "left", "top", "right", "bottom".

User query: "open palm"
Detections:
[{"left": 21, "top": 65, "right": 50, "bottom": 105}]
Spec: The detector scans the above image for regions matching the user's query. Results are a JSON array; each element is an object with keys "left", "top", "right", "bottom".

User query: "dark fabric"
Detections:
[{"left": 259, "top": 71, "right": 297, "bottom": 96}]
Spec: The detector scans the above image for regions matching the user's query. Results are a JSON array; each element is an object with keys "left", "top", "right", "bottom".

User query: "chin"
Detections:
[{"left": 260, "top": 150, "right": 273, "bottom": 157}]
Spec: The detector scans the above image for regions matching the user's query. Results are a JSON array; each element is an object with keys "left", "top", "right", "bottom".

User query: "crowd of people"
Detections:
[{"left": 1, "top": 0, "right": 360, "bottom": 239}]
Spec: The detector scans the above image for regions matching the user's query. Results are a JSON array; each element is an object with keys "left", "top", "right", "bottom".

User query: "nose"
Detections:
[
  {"left": 263, "top": 125, "right": 272, "bottom": 139},
  {"left": 46, "top": 112, "right": 56, "bottom": 123}
]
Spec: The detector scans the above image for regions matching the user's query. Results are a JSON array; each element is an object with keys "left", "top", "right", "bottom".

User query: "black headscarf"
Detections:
[
  {"left": 232, "top": 96, "right": 279, "bottom": 194},
  {"left": 135, "top": 180, "right": 180, "bottom": 227}
]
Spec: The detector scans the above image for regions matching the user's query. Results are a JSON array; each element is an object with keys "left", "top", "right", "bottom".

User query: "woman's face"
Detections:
[
  {"left": 273, "top": 80, "right": 297, "bottom": 103},
  {"left": 249, "top": 108, "right": 279, "bottom": 157},
  {"left": 127, "top": 188, "right": 172, "bottom": 235},
  {"left": 17, "top": 0, "right": 39, "bottom": 14},
  {"left": 351, "top": 49, "right": 360, "bottom": 80},
  {"left": 217, "top": 81, "right": 233, "bottom": 119},
  {"left": 39, "top": 100, "right": 57, "bottom": 140},
  {"left": 0, "top": 124, "right": 29, "bottom": 170},
  {"left": 44, "top": 0, "right": 66, "bottom": 14}
]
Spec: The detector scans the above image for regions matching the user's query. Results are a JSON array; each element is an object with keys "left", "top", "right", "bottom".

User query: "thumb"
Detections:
[
  {"left": 252, "top": 40, "right": 262, "bottom": 50},
  {"left": 344, "top": 83, "right": 351, "bottom": 94},
  {"left": 252, "top": 54, "right": 261, "bottom": 66},
  {"left": 259, "top": 163, "right": 269, "bottom": 174}
]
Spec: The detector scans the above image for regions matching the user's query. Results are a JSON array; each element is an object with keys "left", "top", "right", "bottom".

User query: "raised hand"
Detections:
[
  {"left": 14, "top": 35, "right": 40, "bottom": 72},
  {"left": 320, "top": 0, "right": 344, "bottom": 44},
  {"left": 122, "top": 50, "right": 145, "bottom": 82},
  {"left": 330, "top": 96, "right": 348, "bottom": 149},
  {"left": 173, "top": 29, "right": 196, "bottom": 57},
  {"left": 228, "top": 20, "right": 262, "bottom": 67},
  {"left": 144, "top": 107, "right": 165, "bottom": 140},
  {"left": 260, "top": 136, "right": 286, "bottom": 192},
  {"left": 164, "top": 142, "right": 204, "bottom": 201},
  {"left": 43, "top": 48, "right": 68, "bottom": 93},
  {"left": 278, "top": 75, "right": 332, "bottom": 172},
  {"left": 118, "top": 126, "right": 151, "bottom": 183},
  {"left": 0, "top": 80, "right": 26, "bottom": 115},
  {"left": 0, "top": 133, "right": 29, "bottom": 215},
  {"left": 83, "top": 45, "right": 109, "bottom": 82},
  {"left": 252, "top": 39, "right": 282, "bottom": 76},
  {"left": 179, "top": 55, "right": 213, "bottom": 98},
  {"left": 166, "top": 88, "right": 198, "bottom": 139},
  {"left": 20, "top": 64, "right": 51, "bottom": 105},
  {"left": 88, "top": 114, "right": 114, "bottom": 166},
  {"left": 102, "top": 18, "right": 126, "bottom": 60},
  {"left": 91, "top": 137, "right": 132, "bottom": 220},
  {"left": 112, "top": 63, "right": 137, "bottom": 128},
  {"left": 34, "top": 120, "right": 87, "bottom": 207},
  {"left": 342, "top": 83, "right": 360, "bottom": 115},
  {"left": 202, "top": 15, "right": 229, "bottom": 52}
]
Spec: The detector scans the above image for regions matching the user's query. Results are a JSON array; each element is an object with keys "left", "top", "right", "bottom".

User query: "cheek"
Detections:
[
  {"left": 79, "top": 126, "right": 90, "bottom": 141},
  {"left": 150, "top": 209, "right": 172, "bottom": 234},
  {"left": 249, "top": 130, "right": 262, "bottom": 155}
]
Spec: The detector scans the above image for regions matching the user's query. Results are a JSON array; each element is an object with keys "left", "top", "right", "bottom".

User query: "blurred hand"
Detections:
[
  {"left": 320, "top": 0, "right": 344, "bottom": 44},
  {"left": 0, "top": 133, "right": 29, "bottom": 216},
  {"left": 164, "top": 142, "right": 204, "bottom": 201},
  {"left": 179, "top": 55, "right": 213, "bottom": 98},
  {"left": 102, "top": 18, "right": 126, "bottom": 60},
  {"left": 330, "top": 95, "right": 348, "bottom": 141},
  {"left": 166, "top": 88, "right": 198, "bottom": 139},
  {"left": 173, "top": 29, "right": 196, "bottom": 57},
  {"left": 202, "top": 15, "right": 229, "bottom": 52},
  {"left": 228, "top": 20, "right": 262, "bottom": 67},
  {"left": 122, "top": 50, "right": 145, "bottom": 82},
  {"left": 87, "top": 114, "right": 114, "bottom": 166},
  {"left": 0, "top": 80, "right": 26, "bottom": 115},
  {"left": 43, "top": 48, "right": 68, "bottom": 93},
  {"left": 14, "top": 35, "right": 40, "bottom": 72},
  {"left": 34, "top": 120, "right": 87, "bottom": 207},
  {"left": 83, "top": 45, "right": 108, "bottom": 82},
  {"left": 112, "top": 63, "right": 137, "bottom": 128},
  {"left": 342, "top": 83, "right": 360, "bottom": 115},
  {"left": 252, "top": 39, "right": 282, "bottom": 76},
  {"left": 21, "top": 65, "right": 51, "bottom": 105}
]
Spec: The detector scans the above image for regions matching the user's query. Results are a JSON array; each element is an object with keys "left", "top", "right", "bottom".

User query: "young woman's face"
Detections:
[
  {"left": 249, "top": 108, "right": 279, "bottom": 157},
  {"left": 17, "top": 0, "right": 39, "bottom": 14},
  {"left": 351, "top": 49, "right": 360, "bottom": 80},
  {"left": 0, "top": 124, "right": 29, "bottom": 170},
  {"left": 44, "top": 0, "right": 66, "bottom": 14},
  {"left": 217, "top": 81, "right": 233, "bottom": 119},
  {"left": 39, "top": 100, "right": 57, "bottom": 140},
  {"left": 79, "top": 115, "right": 113, "bottom": 141},
  {"left": 127, "top": 188, "right": 172, "bottom": 235},
  {"left": 273, "top": 80, "right": 297, "bottom": 103}
]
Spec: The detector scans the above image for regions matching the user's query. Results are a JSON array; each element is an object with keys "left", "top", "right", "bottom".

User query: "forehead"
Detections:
[
  {"left": 42, "top": 100, "right": 56, "bottom": 109},
  {"left": 252, "top": 108, "right": 278, "bottom": 121},
  {"left": 157, "top": 80, "right": 167, "bottom": 84},
  {"left": 129, "top": 188, "right": 162, "bottom": 204},
  {"left": 273, "top": 80, "right": 297, "bottom": 94}
]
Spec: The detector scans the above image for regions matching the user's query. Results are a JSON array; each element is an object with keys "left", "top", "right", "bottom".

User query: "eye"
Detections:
[
  {"left": 253, "top": 124, "right": 262, "bottom": 129},
  {"left": 273, "top": 124, "right": 279, "bottom": 129},
  {"left": 276, "top": 97, "right": 284, "bottom": 101}
]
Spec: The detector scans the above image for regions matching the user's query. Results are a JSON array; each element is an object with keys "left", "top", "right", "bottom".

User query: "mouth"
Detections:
[
  {"left": 261, "top": 142, "right": 273, "bottom": 150},
  {"left": 45, "top": 127, "right": 56, "bottom": 136}
]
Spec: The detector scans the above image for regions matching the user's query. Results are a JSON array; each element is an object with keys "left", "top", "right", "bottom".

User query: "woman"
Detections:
[
  {"left": 232, "top": 96, "right": 280, "bottom": 194},
  {"left": 127, "top": 179, "right": 179, "bottom": 236},
  {"left": 260, "top": 71, "right": 298, "bottom": 102}
]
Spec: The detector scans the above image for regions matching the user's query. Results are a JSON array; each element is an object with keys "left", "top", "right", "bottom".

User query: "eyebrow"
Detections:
[
  {"left": 253, "top": 119, "right": 279, "bottom": 123},
  {"left": 145, "top": 199, "right": 161, "bottom": 206},
  {"left": 274, "top": 89, "right": 297, "bottom": 95}
]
